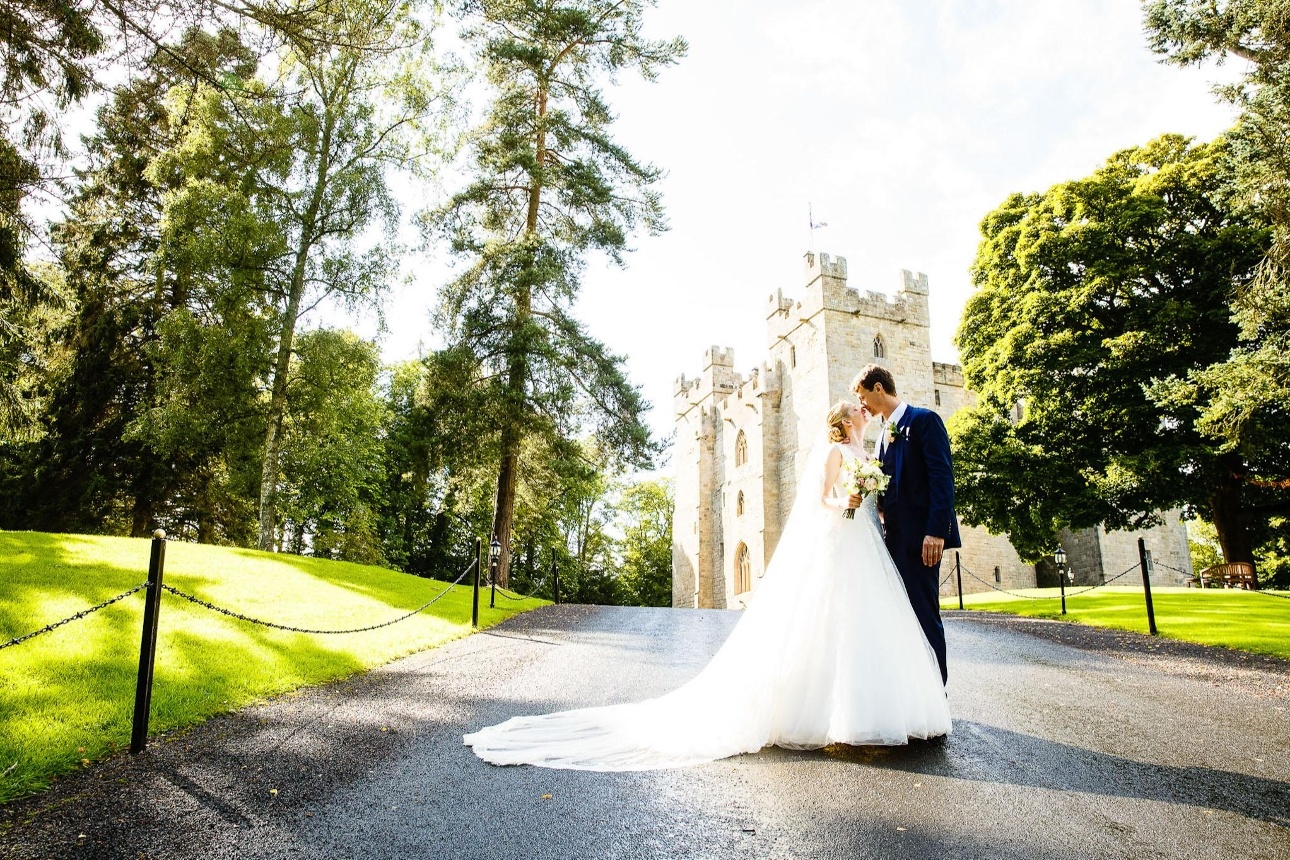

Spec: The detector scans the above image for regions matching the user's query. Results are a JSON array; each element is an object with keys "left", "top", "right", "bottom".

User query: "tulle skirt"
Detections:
[{"left": 464, "top": 495, "right": 951, "bottom": 770}]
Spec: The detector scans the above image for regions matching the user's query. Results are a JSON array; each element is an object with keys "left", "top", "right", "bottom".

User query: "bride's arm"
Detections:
[{"left": 820, "top": 446, "right": 857, "bottom": 510}]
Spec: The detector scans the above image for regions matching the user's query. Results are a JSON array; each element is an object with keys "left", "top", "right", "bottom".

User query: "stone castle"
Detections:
[{"left": 671, "top": 251, "right": 1192, "bottom": 609}]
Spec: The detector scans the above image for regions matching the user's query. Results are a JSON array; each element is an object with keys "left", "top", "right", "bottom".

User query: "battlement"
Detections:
[
  {"left": 933, "top": 361, "right": 964, "bottom": 387},
  {"left": 767, "top": 289, "right": 794, "bottom": 316},
  {"left": 803, "top": 251, "right": 848, "bottom": 284},
  {"left": 703, "top": 346, "right": 735, "bottom": 369},
  {"left": 719, "top": 362, "right": 782, "bottom": 409},
  {"left": 679, "top": 354, "right": 786, "bottom": 417},
  {"left": 902, "top": 269, "right": 929, "bottom": 296},
  {"left": 675, "top": 347, "right": 741, "bottom": 416},
  {"left": 767, "top": 256, "right": 932, "bottom": 345}
]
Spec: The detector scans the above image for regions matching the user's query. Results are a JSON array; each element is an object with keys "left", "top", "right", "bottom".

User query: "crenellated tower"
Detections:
[{"left": 673, "top": 250, "right": 1193, "bottom": 610}]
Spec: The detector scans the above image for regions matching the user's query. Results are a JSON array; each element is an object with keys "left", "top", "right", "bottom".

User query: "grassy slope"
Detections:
[
  {"left": 942, "top": 586, "right": 1290, "bottom": 660},
  {"left": 0, "top": 531, "right": 544, "bottom": 803}
]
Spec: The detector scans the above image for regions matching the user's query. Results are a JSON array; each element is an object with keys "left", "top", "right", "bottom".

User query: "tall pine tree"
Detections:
[{"left": 427, "top": 0, "right": 684, "bottom": 584}]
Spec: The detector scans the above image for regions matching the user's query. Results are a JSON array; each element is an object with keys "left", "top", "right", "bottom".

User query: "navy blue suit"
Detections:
[{"left": 879, "top": 405, "right": 960, "bottom": 684}]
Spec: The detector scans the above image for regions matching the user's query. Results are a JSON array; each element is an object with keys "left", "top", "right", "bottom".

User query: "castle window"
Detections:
[
  {"left": 735, "top": 430, "right": 748, "bottom": 467},
  {"left": 994, "top": 566, "right": 1001, "bottom": 583},
  {"left": 789, "top": 344, "right": 796, "bottom": 368},
  {"left": 934, "top": 389, "right": 941, "bottom": 406},
  {"left": 873, "top": 334, "right": 886, "bottom": 359},
  {"left": 735, "top": 543, "right": 751, "bottom": 594},
  {"left": 736, "top": 491, "right": 745, "bottom": 516}
]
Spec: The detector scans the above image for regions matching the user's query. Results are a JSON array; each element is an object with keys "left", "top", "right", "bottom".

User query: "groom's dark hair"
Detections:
[{"left": 854, "top": 364, "right": 897, "bottom": 395}]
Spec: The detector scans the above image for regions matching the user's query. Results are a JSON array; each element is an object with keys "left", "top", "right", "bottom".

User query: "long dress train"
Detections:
[{"left": 464, "top": 442, "right": 951, "bottom": 770}]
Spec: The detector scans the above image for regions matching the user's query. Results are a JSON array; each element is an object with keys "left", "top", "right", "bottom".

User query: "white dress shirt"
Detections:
[{"left": 877, "top": 401, "right": 908, "bottom": 461}]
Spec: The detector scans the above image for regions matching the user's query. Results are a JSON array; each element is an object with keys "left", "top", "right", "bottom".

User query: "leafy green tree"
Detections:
[
  {"left": 1144, "top": 1, "right": 1290, "bottom": 576},
  {"left": 150, "top": 0, "right": 452, "bottom": 550},
  {"left": 377, "top": 347, "right": 508, "bottom": 577},
  {"left": 9, "top": 29, "right": 267, "bottom": 537},
  {"left": 0, "top": 260, "right": 67, "bottom": 438},
  {"left": 426, "top": 0, "right": 684, "bottom": 584},
  {"left": 277, "top": 330, "right": 388, "bottom": 563},
  {"left": 613, "top": 477, "right": 672, "bottom": 607},
  {"left": 1187, "top": 518, "right": 1224, "bottom": 572},
  {"left": 0, "top": 0, "right": 101, "bottom": 320},
  {"left": 952, "top": 135, "right": 1271, "bottom": 563},
  {"left": 379, "top": 360, "right": 455, "bottom": 575},
  {"left": 0, "top": 2, "right": 385, "bottom": 415}
]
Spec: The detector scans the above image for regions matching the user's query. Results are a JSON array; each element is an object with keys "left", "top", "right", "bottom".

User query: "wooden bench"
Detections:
[{"left": 1195, "top": 562, "right": 1259, "bottom": 590}]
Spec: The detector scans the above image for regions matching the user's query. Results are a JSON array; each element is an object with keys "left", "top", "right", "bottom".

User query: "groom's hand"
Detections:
[{"left": 922, "top": 536, "right": 945, "bottom": 567}]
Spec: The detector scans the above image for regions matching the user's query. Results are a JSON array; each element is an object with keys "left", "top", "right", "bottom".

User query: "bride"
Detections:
[{"left": 465, "top": 400, "right": 952, "bottom": 770}]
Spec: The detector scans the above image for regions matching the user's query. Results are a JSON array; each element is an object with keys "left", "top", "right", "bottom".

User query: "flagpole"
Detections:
[{"left": 808, "top": 203, "right": 828, "bottom": 253}]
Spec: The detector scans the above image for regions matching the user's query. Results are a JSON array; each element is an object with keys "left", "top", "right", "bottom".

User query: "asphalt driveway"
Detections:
[{"left": 1, "top": 605, "right": 1287, "bottom": 859}]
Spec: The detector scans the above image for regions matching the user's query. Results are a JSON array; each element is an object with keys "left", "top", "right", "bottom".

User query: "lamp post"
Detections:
[
  {"left": 1055, "top": 547, "right": 1069, "bottom": 615},
  {"left": 489, "top": 536, "right": 501, "bottom": 609}
]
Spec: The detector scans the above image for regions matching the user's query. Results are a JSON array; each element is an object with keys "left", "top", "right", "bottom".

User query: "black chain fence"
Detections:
[
  {"left": 955, "top": 561, "right": 1142, "bottom": 601},
  {"left": 160, "top": 558, "right": 479, "bottom": 634},
  {"left": 1152, "top": 560, "right": 1194, "bottom": 580},
  {"left": 491, "top": 584, "right": 537, "bottom": 602},
  {"left": 0, "top": 583, "right": 148, "bottom": 652},
  {"left": 489, "top": 568, "right": 554, "bottom": 602},
  {"left": 1152, "top": 559, "right": 1290, "bottom": 600}
]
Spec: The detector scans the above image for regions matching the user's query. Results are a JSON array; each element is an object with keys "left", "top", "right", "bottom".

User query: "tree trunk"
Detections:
[
  {"left": 130, "top": 500, "right": 153, "bottom": 538},
  {"left": 487, "top": 82, "right": 549, "bottom": 588},
  {"left": 256, "top": 111, "right": 334, "bottom": 552},
  {"left": 1209, "top": 455, "right": 1256, "bottom": 570},
  {"left": 257, "top": 302, "right": 297, "bottom": 550},
  {"left": 490, "top": 355, "right": 524, "bottom": 588}
]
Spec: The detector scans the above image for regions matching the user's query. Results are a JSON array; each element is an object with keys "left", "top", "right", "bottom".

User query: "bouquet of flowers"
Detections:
[{"left": 841, "top": 458, "right": 889, "bottom": 519}]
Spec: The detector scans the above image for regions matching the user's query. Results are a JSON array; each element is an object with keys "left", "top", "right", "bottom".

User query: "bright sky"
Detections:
[{"left": 375, "top": 0, "right": 1242, "bottom": 455}]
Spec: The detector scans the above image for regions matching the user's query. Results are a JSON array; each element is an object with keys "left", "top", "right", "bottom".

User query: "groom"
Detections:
[{"left": 853, "top": 365, "right": 960, "bottom": 685}]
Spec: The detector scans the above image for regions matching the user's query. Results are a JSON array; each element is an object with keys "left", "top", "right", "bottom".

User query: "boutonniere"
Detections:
[{"left": 886, "top": 423, "right": 909, "bottom": 445}]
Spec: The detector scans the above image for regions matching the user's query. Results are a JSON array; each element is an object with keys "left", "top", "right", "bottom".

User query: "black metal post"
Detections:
[
  {"left": 489, "top": 553, "right": 498, "bottom": 609},
  {"left": 955, "top": 552, "right": 964, "bottom": 610},
  {"left": 1059, "top": 567, "right": 1067, "bottom": 615},
  {"left": 472, "top": 537, "right": 482, "bottom": 628},
  {"left": 551, "top": 556, "right": 560, "bottom": 604},
  {"left": 131, "top": 530, "right": 167, "bottom": 755},
  {"left": 1138, "top": 537, "right": 1158, "bottom": 636}
]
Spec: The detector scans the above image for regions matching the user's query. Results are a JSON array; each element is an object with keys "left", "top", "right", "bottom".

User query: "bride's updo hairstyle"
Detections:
[{"left": 826, "top": 400, "right": 853, "bottom": 444}]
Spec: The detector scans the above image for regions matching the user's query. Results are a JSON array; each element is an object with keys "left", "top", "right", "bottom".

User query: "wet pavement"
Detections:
[{"left": 1, "top": 605, "right": 1287, "bottom": 859}]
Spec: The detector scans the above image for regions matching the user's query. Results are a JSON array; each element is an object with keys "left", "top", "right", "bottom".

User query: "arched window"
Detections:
[
  {"left": 734, "top": 430, "right": 748, "bottom": 467},
  {"left": 736, "top": 491, "right": 745, "bottom": 516},
  {"left": 873, "top": 334, "right": 886, "bottom": 359},
  {"left": 735, "top": 543, "right": 751, "bottom": 594}
]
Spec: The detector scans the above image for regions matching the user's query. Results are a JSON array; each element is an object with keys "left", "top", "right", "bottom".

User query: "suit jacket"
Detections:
[{"left": 879, "top": 405, "right": 961, "bottom": 551}]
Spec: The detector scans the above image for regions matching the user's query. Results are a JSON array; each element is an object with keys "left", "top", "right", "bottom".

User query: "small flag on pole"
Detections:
[{"left": 809, "top": 203, "right": 828, "bottom": 250}]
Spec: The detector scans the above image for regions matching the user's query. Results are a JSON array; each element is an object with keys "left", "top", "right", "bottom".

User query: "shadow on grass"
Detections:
[
  {"left": 222, "top": 546, "right": 480, "bottom": 608},
  {"left": 1, "top": 531, "right": 543, "bottom": 808},
  {"left": 0, "top": 596, "right": 369, "bottom": 804},
  {"left": 0, "top": 532, "right": 157, "bottom": 637}
]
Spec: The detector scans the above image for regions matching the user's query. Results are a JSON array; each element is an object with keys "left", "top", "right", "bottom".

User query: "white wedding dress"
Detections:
[{"left": 465, "top": 442, "right": 951, "bottom": 770}]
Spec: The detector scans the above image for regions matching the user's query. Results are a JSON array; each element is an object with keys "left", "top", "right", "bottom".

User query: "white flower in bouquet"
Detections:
[{"left": 841, "top": 458, "right": 890, "bottom": 519}]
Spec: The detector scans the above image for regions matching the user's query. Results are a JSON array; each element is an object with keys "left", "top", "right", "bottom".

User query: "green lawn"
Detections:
[
  {"left": 942, "top": 585, "right": 1290, "bottom": 660},
  {"left": 0, "top": 531, "right": 545, "bottom": 804}
]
